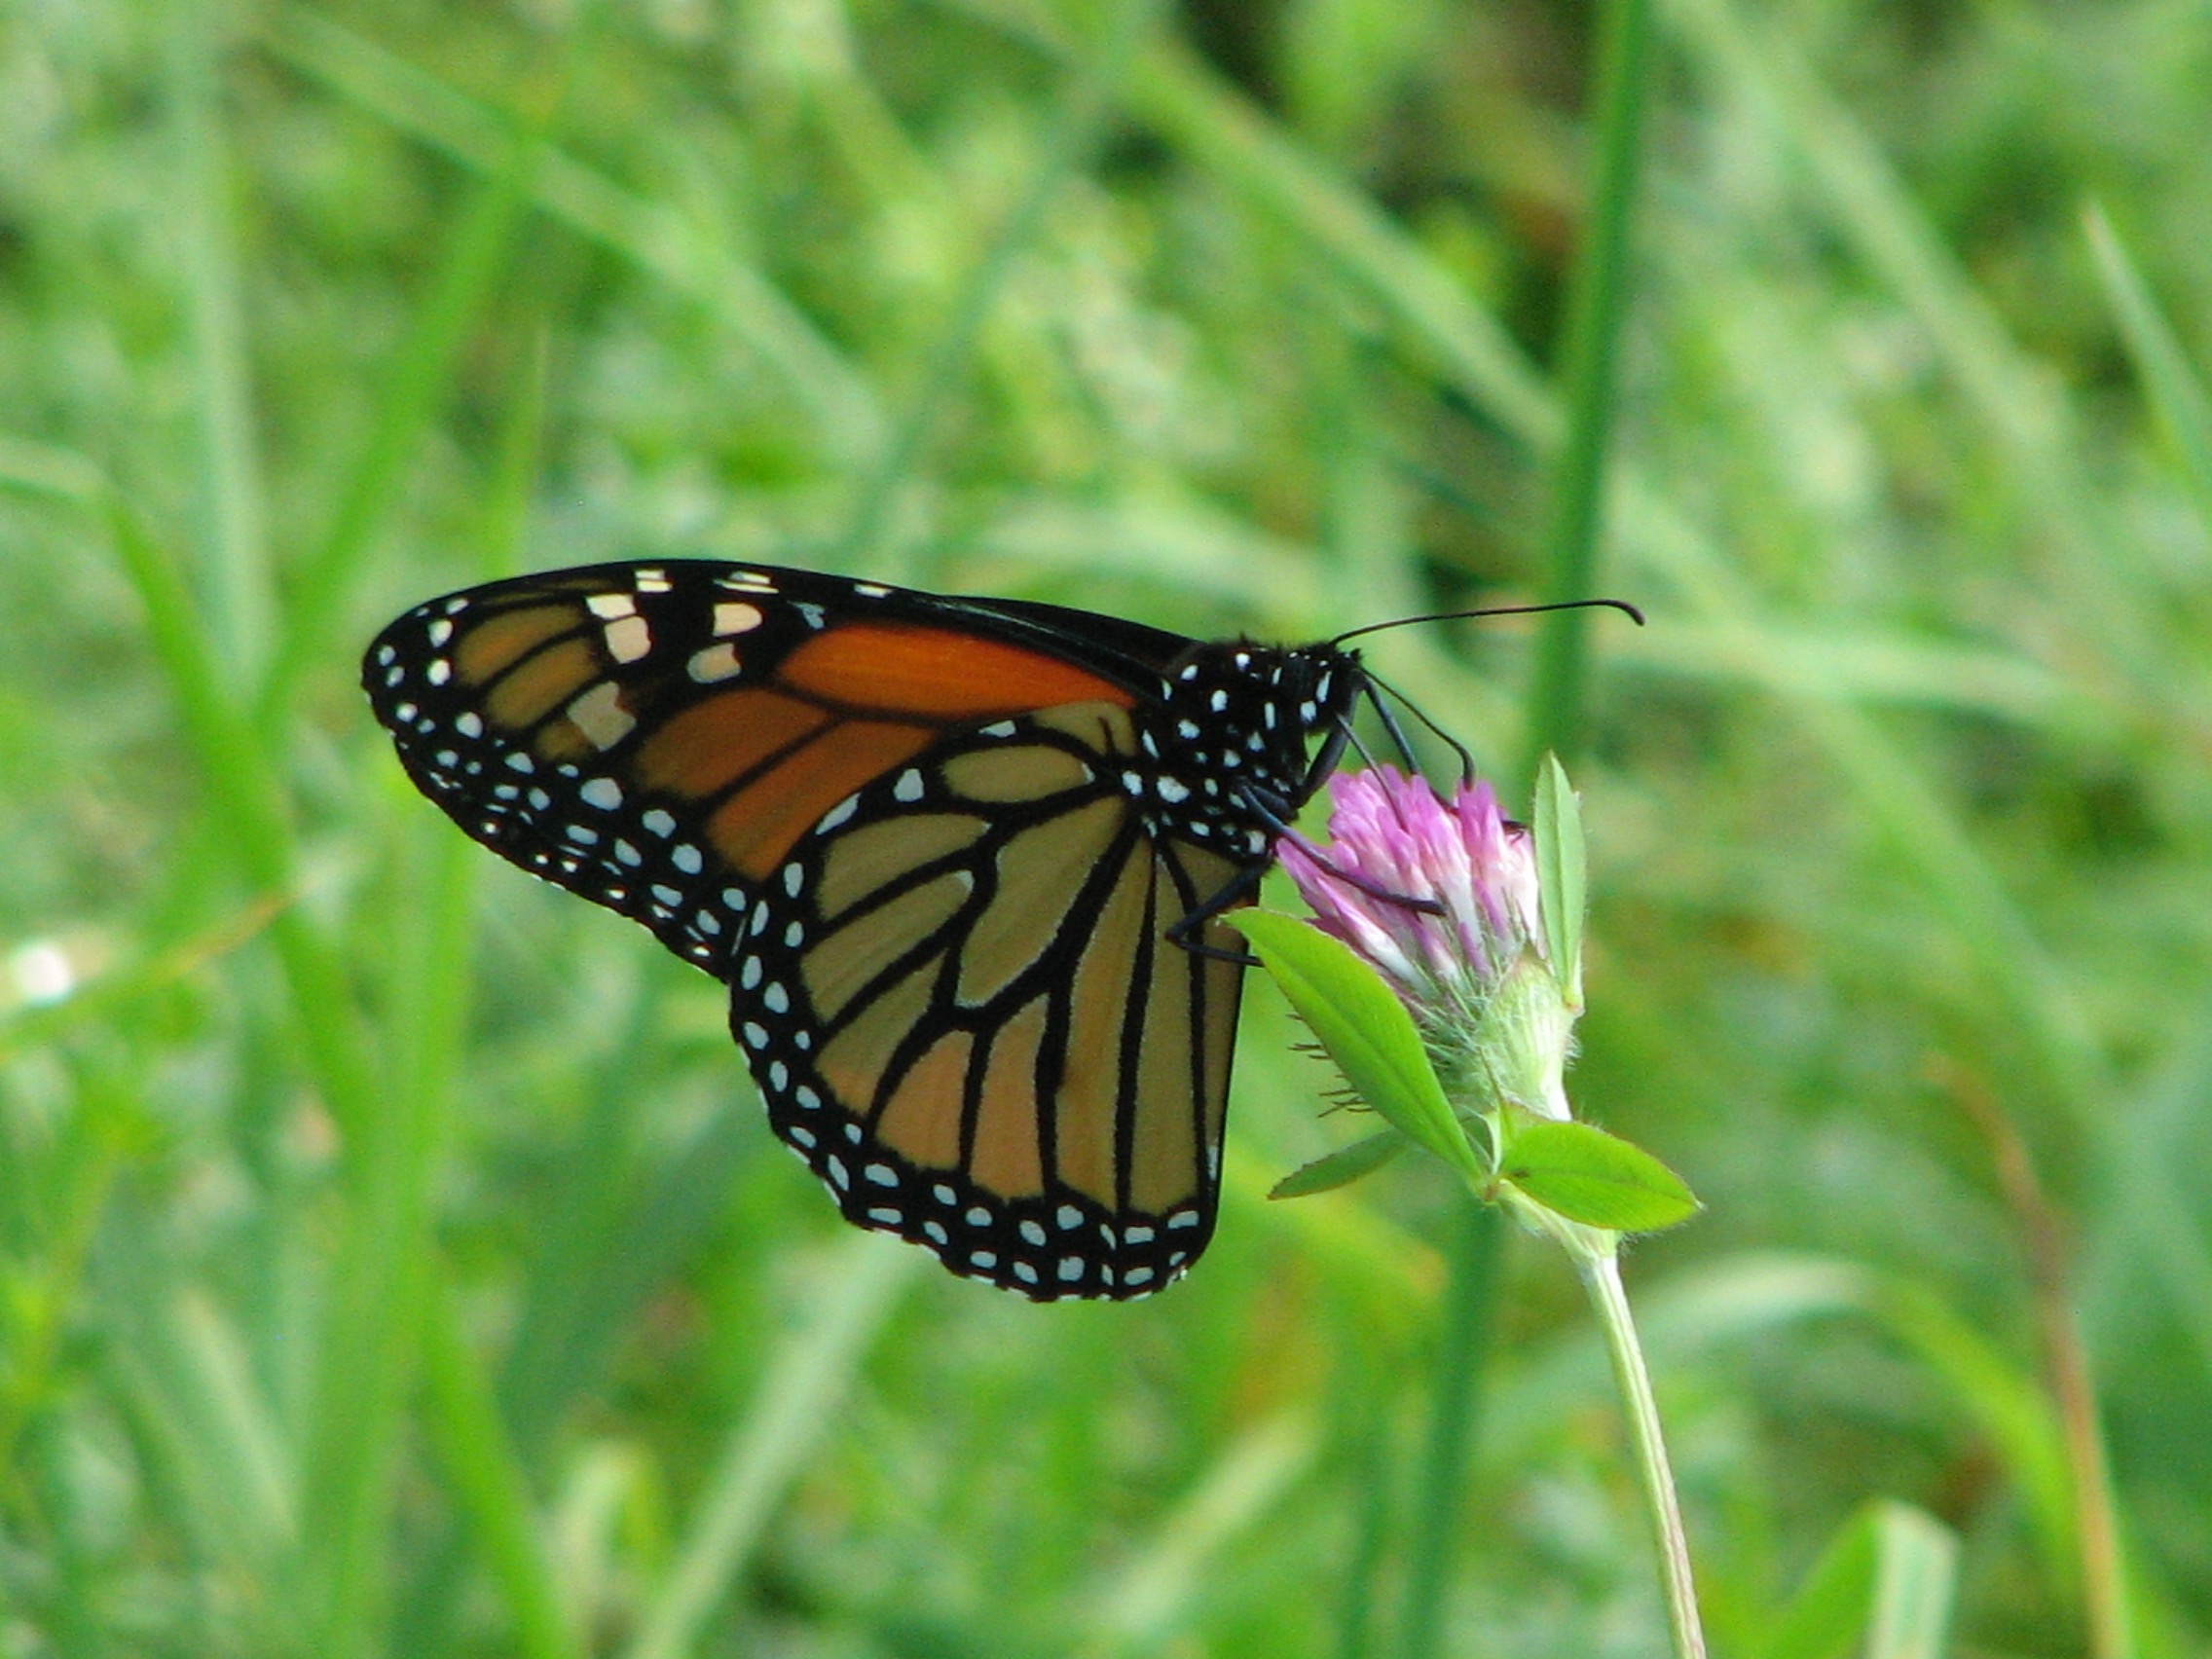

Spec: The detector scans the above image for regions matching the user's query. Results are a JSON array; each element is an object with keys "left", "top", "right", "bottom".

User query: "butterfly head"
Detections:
[{"left": 1136, "top": 640, "right": 1362, "bottom": 853}]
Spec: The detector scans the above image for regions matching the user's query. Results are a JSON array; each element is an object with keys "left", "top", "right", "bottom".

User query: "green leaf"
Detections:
[
  {"left": 1500, "top": 1119, "right": 1699, "bottom": 1233},
  {"left": 1532, "top": 755, "right": 1586, "bottom": 1003},
  {"left": 1268, "top": 1128, "right": 1410, "bottom": 1199},
  {"left": 1762, "top": 1500, "right": 1958, "bottom": 1659},
  {"left": 1225, "top": 912, "right": 1480, "bottom": 1178}
]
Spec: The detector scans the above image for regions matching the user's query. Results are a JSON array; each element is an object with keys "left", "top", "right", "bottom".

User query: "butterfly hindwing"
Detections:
[
  {"left": 724, "top": 702, "right": 1242, "bottom": 1297},
  {"left": 365, "top": 559, "right": 1361, "bottom": 1298}
]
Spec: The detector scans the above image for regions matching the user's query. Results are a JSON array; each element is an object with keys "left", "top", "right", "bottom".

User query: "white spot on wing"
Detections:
[
  {"left": 568, "top": 682, "right": 636, "bottom": 750},
  {"left": 603, "top": 615, "right": 651, "bottom": 662},
  {"left": 688, "top": 643, "right": 743, "bottom": 682}
]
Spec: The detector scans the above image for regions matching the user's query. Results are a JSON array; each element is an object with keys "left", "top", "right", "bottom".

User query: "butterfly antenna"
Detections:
[
  {"left": 1329, "top": 596, "right": 1643, "bottom": 646},
  {"left": 1360, "top": 672, "right": 1477, "bottom": 785}
]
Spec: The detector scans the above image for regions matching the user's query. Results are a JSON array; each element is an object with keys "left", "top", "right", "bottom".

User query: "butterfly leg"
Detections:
[
  {"left": 1236, "top": 791, "right": 1448, "bottom": 918},
  {"left": 1356, "top": 672, "right": 1476, "bottom": 785},
  {"left": 1165, "top": 864, "right": 1265, "bottom": 966}
]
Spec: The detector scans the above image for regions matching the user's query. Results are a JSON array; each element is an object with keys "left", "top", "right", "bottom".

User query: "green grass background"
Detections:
[{"left": 5, "top": 0, "right": 2212, "bottom": 1652}]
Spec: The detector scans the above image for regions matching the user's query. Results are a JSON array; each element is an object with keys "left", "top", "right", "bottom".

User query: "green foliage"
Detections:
[
  {"left": 1531, "top": 753, "right": 1586, "bottom": 1005},
  {"left": 1268, "top": 1126, "right": 1408, "bottom": 1200},
  {"left": 1761, "top": 1500, "right": 1958, "bottom": 1659},
  {"left": 1498, "top": 1119, "right": 1702, "bottom": 1235},
  {"left": 3, "top": 0, "right": 2210, "bottom": 1652},
  {"left": 1227, "top": 910, "right": 1478, "bottom": 1179}
]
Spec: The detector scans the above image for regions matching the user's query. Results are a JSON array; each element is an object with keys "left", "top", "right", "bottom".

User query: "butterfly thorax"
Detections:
[{"left": 1125, "top": 640, "right": 1363, "bottom": 857}]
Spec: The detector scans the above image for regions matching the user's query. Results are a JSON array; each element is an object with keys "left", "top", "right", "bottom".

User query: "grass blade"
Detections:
[
  {"left": 265, "top": 7, "right": 884, "bottom": 464},
  {"left": 1394, "top": 1198, "right": 1501, "bottom": 1659},
  {"left": 0, "top": 440, "right": 380, "bottom": 1143},
  {"left": 620, "top": 1235, "right": 917, "bottom": 1659},
  {"left": 422, "top": 1279, "right": 584, "bottom": 1659},
  {"left": 1522, "top": 0, "right": 1653, "bottom": 771},
  {"left": 829, "top": 0, "right": 1167, "bottom": 574},
  {"left": 166, "top": 0, "right": 273, "bottom": 682},
  {"left": 254, "top": 75, "right": 550, "bottom": 732},
  {"left": 2083, "top": 203, "right": 2212, "bottom": 534},
  {"left": 1090, "top": 1407, "right": 1319, "bottom": 1651}
]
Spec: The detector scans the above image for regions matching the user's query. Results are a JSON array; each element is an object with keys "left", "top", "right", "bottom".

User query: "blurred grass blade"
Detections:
[
  {"left": 171, "top": 1287, "right": 301, "bottom": 1555},
  {"left": 2083, "top": 203, "right": 2212, "bottom": 533},
  {"left": 1090, "top": 1407, "right": 1319, "bottom": 1651},
  {"left": 310, "top": 331, "right": 541, "bottom": 1655},
  {"left": 0, "top": 438, "right": 379, "bottom": 1142},
  {"left": 301, "top": 813, "right": 474, "bottom": 1655},
  {"left": 830, "top": 0, "right": 1166, "bottom": 574},
  {"left": 622, "top": 1235, "right": 917, "bottom": 1659},
  {"left": 1523, "top": 0, "right": 1652, "bottom": 770},
  {"left": 1396, "top": 1198, "right": 1501, "bottom": 1659},
  {"left": 266, "top": 7, "right": 884, "bottom": 464},
  {"left": 1659, "top": 0, "right": 2158, "bottom": 705},
  {"left": 422, "top": 1278, "right": 584, "bottom": 1659},
  {"left": 1129, "top": 36, "right": 1552, "bottom": 447},
  {"left": 499, "top": 1077, "right": 755, "bottom": 1459},
  {"left": 1531, "top": 755, "right": 1586, "bottom": 1002},
  {"left": 99, "top": 1212, "right": 301, "bottom": 1627},
  {"left": 1861, "top": 1506, "right": 1958, "bottom": 1659},
  {"left": 166, "top": 0, "right": 273, "bottom": 682},
  {"left": 1762, "top": 1500, "right": 1956, "bottom": 1659},
  {"left": 0, "top": 890, "right": 285, "bottom": 1061},
  {"left": 255, "top": 62, "right": 552, "bottom": 731},
  {"left": 0, "top": 1060, "right": 130, "bottom": 1483}
]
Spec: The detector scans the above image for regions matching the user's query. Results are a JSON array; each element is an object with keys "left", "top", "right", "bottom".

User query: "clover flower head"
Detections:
[
  {"left": 1277, "top": 764, "right": 1543, "bottom": 1002},
  {"left": 1277, "top": 764, "right": 1576, "bottom": 1121}
]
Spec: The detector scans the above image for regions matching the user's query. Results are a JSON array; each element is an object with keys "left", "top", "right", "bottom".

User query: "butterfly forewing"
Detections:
[{"left": 364, "top": 559, "right": 1359, "bottom": 1299}]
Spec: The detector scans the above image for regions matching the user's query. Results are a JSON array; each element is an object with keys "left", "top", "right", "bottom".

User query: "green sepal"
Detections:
[
  {"left": 1225, "top": 911, "right": 1480, "bottom": 1178},
  {"left": 1498, "top": 1118, "right": 1700, "bottom": 1234},
  {"left": 1268, "top": 1127, "right": 1410, "bottom": 1199},
  {"left": 1532, "top": 754, "right": 1586, "bottom": 1005}
]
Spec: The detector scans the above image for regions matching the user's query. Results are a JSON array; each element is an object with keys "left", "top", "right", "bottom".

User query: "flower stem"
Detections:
[{"left": 1577, "top": 1250, "right": 1707, "bottom": 1659}]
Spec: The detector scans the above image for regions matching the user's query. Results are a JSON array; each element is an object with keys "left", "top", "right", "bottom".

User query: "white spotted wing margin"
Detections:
[{"left": 726, "top": 706, "right": 1248, "bottom": 1301}]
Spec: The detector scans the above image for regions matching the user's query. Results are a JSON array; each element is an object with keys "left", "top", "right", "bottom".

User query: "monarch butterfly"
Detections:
[{"left": 366, "top": 559, "right": 1377, "bottom": 1299}]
